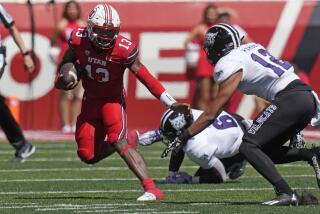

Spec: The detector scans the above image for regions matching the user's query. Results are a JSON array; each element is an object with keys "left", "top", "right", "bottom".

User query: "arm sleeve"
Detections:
[
  {"left": 0, "top": 4, "right": 14, "bottom": 28},
  {"left": 135, "top": 65, "right": 165, "bottom": 99}
]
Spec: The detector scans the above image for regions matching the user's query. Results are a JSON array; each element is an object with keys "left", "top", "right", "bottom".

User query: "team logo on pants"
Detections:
[{"left": 248, "top": 104, "right": 277, "bottom": 135}]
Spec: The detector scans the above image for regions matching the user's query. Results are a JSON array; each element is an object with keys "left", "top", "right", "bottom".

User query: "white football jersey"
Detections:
[
  {"left": 183, "top": 109, "right": 244, "bottom": 169},
  {"left": 214, "top": 43, "right": 299, "bottom": 101}
]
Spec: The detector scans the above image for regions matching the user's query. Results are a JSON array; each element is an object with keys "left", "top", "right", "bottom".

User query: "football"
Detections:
[{"left": 56, "top": 62, "right": 80, "bottom": 90}]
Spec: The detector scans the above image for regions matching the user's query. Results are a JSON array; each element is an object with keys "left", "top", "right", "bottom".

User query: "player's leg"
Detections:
[
  {"left": 239, "top": 90, "right": 316, "bottom": 205},
  {"left": 264, "top": 146, "right": 312, "bottom": 164},
  {"left": 0, "top": 95, "right": 35, "bottom": 162},
  {"left": 59, "top": 90, "right": 72, "bottom": 133},
  {"left": 75, "top": 98, "right": 116, "bottom": 164},
  {"left": 101, "top": 101, "right": 163, "bottom": 201},
  {"left": 70, "top": 82, "right": 83, "bottom": 132},
  {"left": 220, "top": 154, "right": 247, "bottom": 180},
  {"left": 76, "top": 119, "right": 117, "bottom": 164},
  {"left": 194, "top": 77, "right": 211, "bottom": 110},
  {"left": 263, "top": 143, "right": 320, "bottom": 188}
]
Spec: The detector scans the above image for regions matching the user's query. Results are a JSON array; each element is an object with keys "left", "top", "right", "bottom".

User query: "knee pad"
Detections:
[
  {"left": 77, "top": 148, "right": 98, "bottom": 164},
  {"left": 107, "top": 133, "right": 120, "bottom": 144}
]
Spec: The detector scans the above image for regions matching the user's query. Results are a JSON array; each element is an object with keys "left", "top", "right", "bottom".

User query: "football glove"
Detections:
[
  {"left": 138, "top": 129, "right": 163, "bottom": 146},
  {"left": 155, "top": 172, "right": 192, "bottom": 184},
  {"left": 161, "top": 137, "right": 184, "bottom": 158}
]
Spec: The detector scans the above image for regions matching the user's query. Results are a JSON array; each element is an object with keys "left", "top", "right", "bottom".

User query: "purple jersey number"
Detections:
[
  {"left": 212, "top": 115, "right": 238, "bottom": 130},
  {"left": 251, "top": 48, "right": 292, "bottom": 77}
]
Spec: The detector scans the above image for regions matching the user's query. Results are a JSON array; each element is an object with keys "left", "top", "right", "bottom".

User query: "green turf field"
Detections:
[{"left": 0, "top": 140, "right": 320, "bottom": 213}]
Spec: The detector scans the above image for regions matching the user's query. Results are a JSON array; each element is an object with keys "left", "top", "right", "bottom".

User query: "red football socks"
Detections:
[{"left": 141, "top": 178, "right": 164, "bottom": 200}]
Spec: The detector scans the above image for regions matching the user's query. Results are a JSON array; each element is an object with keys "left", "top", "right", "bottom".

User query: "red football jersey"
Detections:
[{"left": 69, "top": 27, "right": 139, "bottom": 98}]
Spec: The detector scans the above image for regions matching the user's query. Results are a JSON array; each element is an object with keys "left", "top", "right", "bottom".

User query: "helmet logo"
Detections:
[
  {"left": 205, "top": 32, "right": 218, "bottom": 46},
  {"left": 169, "top": 114, "right": 186, "bottom": 131},
  {"left": 89, "top": 8, "right": 97, "bottom": 19}
]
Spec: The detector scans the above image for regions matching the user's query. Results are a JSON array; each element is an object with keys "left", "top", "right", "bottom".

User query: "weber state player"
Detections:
[
  {"left": 136, "top": 109, "right": 248, "bottom": 184},
  {"left": 165, "top": 23, "right": 320, "bottom": 206}
]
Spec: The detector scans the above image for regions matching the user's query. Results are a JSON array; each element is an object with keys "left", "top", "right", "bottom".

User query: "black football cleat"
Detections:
[
  {"left": 310, "top": 146, "right": 320, "bottom": 188},
  {"left": 228, "top": 160, "right": 247, "bottom": 180},
  {"left": 262, "top": 191, "right": 300, "bottom": 206},
  {"left": 13, "top": 143, "right": 36, "bottom": 163}
]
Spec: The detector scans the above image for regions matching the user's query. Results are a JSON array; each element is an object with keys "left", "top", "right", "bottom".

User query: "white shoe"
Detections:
[
  {"left": 137, "top": 192, "right": 156, "bottom": 201},
  {"left": 62, "top": 125, "right": 72, "bottom": 133},
  {"left": 71, "top": 125, "right": 76, "bottom": 133}
]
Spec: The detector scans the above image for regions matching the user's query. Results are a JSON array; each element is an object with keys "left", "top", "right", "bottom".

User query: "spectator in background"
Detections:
[
  {"left": 50, "top": 0, "right": 85, "bottom": 133},
  {"left": 0, "top": 4, "right": 36, "bottom": 162},
  {"left": 216, "top": 12, "right": 253, "bottom": 44},
  {"left": 184, "top": 4, "right": 220, "bottom": 110}
]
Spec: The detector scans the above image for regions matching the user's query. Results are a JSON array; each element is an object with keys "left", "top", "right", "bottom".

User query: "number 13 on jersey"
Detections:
[{"left": 85, "top": 64, "right": 110, "bottom": 83}]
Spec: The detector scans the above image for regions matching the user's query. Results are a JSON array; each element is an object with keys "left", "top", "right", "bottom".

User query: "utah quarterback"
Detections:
[
  {"left": 55, "top": 4, "right": 188, "bottom": 201},
  {"left": 167, "top": 23, "right": 320, "bottom": 205}
]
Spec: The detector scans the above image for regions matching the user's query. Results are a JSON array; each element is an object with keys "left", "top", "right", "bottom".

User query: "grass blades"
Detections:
[{"left": 0, "top": 140, "right": 319, "bottom": 213}]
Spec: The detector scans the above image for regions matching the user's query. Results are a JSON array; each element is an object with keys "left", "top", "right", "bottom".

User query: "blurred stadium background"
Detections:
[{"left": 1, "top": 0, "right": 319, "bottom": 134}]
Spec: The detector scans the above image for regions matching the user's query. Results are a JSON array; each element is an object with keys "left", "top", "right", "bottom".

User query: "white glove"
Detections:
[{"left": 138, "top": 129, "right": 163, "bottom": 146}]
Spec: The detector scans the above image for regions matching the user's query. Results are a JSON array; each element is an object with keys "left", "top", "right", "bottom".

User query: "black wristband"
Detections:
[
  {"left": 178, "top": 129, "right": 192, "bottom": 142},
  {"left": 22, "top": 51, "right": 30, "bottom": 56}
]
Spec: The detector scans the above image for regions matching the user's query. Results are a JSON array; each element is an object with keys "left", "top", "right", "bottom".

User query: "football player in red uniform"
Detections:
[{"left": 55, "top": 4, "right": 189, "bottom": 201}]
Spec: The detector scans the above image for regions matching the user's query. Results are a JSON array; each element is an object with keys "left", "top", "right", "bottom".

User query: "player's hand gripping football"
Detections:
[
  {"left": 170, "top": 102, "right": 191, "bottom": 115},
  {"left": 55, "top": 62, "right": 80, "bottom": 91},
  {"left": 161, "top": 137, "right": 184, "bottom": 158}
]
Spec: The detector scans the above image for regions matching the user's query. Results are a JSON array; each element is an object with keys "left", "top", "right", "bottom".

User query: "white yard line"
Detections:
[
  {"left": 0, "top": 203, "right": 146, "bottom": 210},
  {"left": 0, "top": 187, "right": 317, "bottom": 195},
  {"left": 0, "top": 150, "right": 75, "bottom": 154},
  {"left": 0, "top": 174, "right": 315, "bottom": 183},
  {"left": 0, "top": 156, "right": 171, "bottom": 162},
  {"left": 0, "top": 166, "right": 198, "bottom": 173},
  {"left": 0, "top": 164, "right": 312, "bottom": 173}
]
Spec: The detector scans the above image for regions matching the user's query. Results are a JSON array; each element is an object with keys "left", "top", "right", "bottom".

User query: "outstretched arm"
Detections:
[
  {"left": 168, "top": 149, "right": 185, "bottom": 174},
  {"left": 129, "top": 58, "right": 190, "bottom": 112},
  {"left": 180, "top": 70, "right": 243, "bottom": 141}
]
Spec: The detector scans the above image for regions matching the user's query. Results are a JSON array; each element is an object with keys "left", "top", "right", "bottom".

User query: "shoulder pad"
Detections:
[
  {"left": 214, "top": 52, "right": 243, "bottom": 84},
  {"left": 111, "top": 34, "right": 139, "bottom": 64},
  {"left": 69, "top": 27, "right": 89, "bottom": 48}
]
